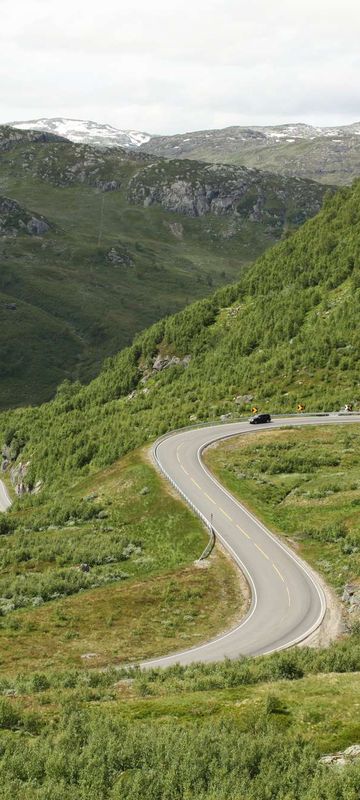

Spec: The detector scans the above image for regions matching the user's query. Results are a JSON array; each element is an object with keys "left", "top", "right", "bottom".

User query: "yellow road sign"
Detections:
[
  {"left": 297, "top": 403, "right": 305, "bottom": 412},
  {"left": 251, "top": 406, "right": 258, "bottom": 414}
]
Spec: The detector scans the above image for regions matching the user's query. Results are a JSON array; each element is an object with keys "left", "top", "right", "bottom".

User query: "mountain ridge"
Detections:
[
  {"left": 140, "top": 123, "right": 360, "bottom": 185},
  {"left": 8, "top": 116, "right": 360, "bottom": 185},
  {"left": 8, "top": 116, "right": 360, "bottom": 148}
]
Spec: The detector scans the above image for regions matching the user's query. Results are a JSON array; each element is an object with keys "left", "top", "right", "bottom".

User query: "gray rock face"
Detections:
[
  {"left": 234, "top": 394, "right": 254, "bottom": 405},
  {"left": 165, "top": 221, "right": 184, "bottom": 239},
  {"left": 95, "top": 179, "right": 121, "bottom": 192},
  {"left": 0, "top": 196, "right": 50, "bottom": 236},
  {"left": 128, "top": 161, "right": 328, "bottom": 227},
  {"left": 107, "top": 246, "right": 134, "bottom": 267},
  {"left": 26, "top": 217, "right": 50, "bottom": 235},
  {"left": 320, "top": 744, "right": 360, "bottom": 767},
  {"left": 342, "top": 583, "right": 360, "bottom": 610},
  {"left": 152, "top": 354, "right": 191, "bottom": 372}
]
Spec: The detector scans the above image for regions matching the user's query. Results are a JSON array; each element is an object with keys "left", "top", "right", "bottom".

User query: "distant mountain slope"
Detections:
[
  {"left": 10, "top": 117, "right": 360, "bottom": 185},
  {"left": 2, "top": 179, "right": 359, "bottom": 493},
  {"left": 140, "top": 123, "right": 360, "bottom": 186},
  {"left": 9, "top": 117, "right": 150, "bottom": 149},
  {"left": 9, "top": 117, "right": 360, "bottom": 185},
  {"left": 0, "top": 126, "right": 326, "bottom": 408}
]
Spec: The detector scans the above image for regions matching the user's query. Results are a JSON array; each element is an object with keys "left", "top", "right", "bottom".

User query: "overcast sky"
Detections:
[{"left": 1, "top": 0, "right": 359, "bottom": 134}]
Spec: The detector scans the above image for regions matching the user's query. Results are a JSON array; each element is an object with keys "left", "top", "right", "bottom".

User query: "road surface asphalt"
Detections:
[
  {"left": 1, "top": 414, "right": 358, "bottom": 668},
  {"left": 144, "top": 414, "right": 360, "bottom": 667}
]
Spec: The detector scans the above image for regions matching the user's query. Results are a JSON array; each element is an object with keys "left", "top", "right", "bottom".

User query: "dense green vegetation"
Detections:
[
  {"left": 1, "top": 634, "right": 360, "bottom": 798},
  {"left": 1, "top": 158, "right": 360, "bottom": 797},
  {"left": 1, "top": 179, "right": 359, "bottom": 495},
  {"left": 205, "top": 425, "right": 360, "bottom": 592},
  {"left": 0, "top": 126, "right": 324, "bottom": 408}
]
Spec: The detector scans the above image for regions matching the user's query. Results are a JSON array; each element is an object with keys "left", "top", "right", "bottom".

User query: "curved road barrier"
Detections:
[{"left": 147, "top": 414, "right": 360, "bottom": 667}]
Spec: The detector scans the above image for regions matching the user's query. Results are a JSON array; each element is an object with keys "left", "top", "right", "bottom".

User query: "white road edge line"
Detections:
[
  {"left": 150, "top": 416, "right": 345, "bottom": 664},
  {"left": 196, "top": 421, "right": 327, "bottom": 655}
]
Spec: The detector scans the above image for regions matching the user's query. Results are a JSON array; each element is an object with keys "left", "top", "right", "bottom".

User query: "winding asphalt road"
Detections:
[
  {"left": 1, "top": 415, "right": 358, "bottom": 666},
  {"left": 146, "top": 414, "right": 360, "bottom": 667},
  {"left": 0, "top": 479, "right": 11, "bottom": 512}
]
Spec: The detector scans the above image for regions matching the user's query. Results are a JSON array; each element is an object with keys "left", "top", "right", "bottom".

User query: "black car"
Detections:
[{"left": 249, "top": 413, "right": 271, "bottom": 424}]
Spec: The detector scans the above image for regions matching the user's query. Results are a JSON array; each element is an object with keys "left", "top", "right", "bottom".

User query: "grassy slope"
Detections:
[
  {"left": 0, "top": 450, "right": 242, "bottom": 674},
  {"left": 205, "top": 425, "right": 360, "bottom": 593},
  {"left": 0, "top": 133, "right": 323, "bottom": 408},
  {"left": 1, "top": 641, "right": 360, "bottom": 797}
]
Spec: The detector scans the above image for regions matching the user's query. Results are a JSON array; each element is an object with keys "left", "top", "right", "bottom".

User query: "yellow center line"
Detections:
[
  {"left": 176, "top": 444, "right": 189, "bottom": 474},
  {"left": 204, "top": 492, "right": 216, "bottom": 505},
  {"left": 236, "top": 523, "right": 251, "bottom": 539},
  {"left": 254, "top": 542, "right": 269, "bottom": 560},
  {"left": 273, "top": 563, "right": 285, "bottom": 582},
  {"left": 219, "top": 507, "right": 233, "bottom": 521},
  {"left": 176, "top": 443, "right": 184, "bottom": 464},
  {"left": 286, "top": 585, "right": 291, "bottom": 608},
  {"left": 191, "top": 477, "right": 202, "bottom": 490}
]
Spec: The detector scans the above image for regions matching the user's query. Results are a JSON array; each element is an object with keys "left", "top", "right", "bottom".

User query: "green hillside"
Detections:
[
  {"left": 1, "top": 168, "right": 360, "bottom": 798},
  {"left": 1, "top": 179, "right": 358, "bottom": 494},
  {"left": 0, "top": 126, "right": 326, "bottom": 409}
]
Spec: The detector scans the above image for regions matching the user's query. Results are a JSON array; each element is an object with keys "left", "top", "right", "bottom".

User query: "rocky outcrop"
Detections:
[
  {"left": 26, "top": 217, "right": 50, "bottom": 235},
  {"left": 107, "top": 245, "right": 134, "bottom": 267},
  {"left": 234, "top": 394, "right": 254, "bottom": 405},
  {"left": 0, "top": 125, "right": 68, "bottom": 152},
  {"left": 2, "top": 137, "right": 127, "bottom": 189},
  {"left": 164, "top": 221, "right": 184, "bottom": 239},
  {"left": 320, "top": 744, "right": 360, "bottom": 767},
  {"left": 127, "top": 161, "right": 328, "bottom": 228},
  {"left": 0, "top": 196, "right": 50, "bottom": 236},
  {"left": 10, "top": 461, "right": 30, "bottom": 496},
  {"left": 152, "top": 354, "right": 191, "bottom": 371},
  {"left": 126, "top": 353, "right": 191, "bottom": 400},
  {"left": 95, "top": 179, "right": 121, "bottom": 192},
  {"left": 342, "top": 583, "right": 360, "bottom": 612}
]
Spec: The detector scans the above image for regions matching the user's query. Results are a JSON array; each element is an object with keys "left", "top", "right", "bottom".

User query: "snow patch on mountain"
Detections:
[
  {"left": 250, "top": 123, "right": 360, "bottom": 140},
  {"left": 8, "top": 118, "right": 151, "bottom": 149}
]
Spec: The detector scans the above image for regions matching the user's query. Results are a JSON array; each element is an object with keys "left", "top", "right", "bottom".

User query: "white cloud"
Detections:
[{"left": 1, "top": 0, "right": 359, "bottom": 132}]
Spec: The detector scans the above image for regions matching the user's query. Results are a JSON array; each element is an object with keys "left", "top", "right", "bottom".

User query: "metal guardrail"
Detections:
[
  {"left": 151, "top": 411, "right": 358, "bottom": 561},
  {"left": 152, "top": 440, "right": 216, "bottom": 561},
  {"left": 198, "top": 525, "right": 216, "bottom": 561}
]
